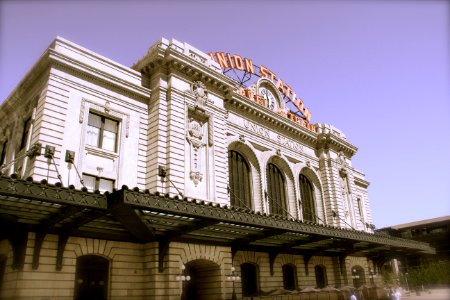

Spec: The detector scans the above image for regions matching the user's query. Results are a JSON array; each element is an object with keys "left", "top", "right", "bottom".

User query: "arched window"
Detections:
[
  {"left": 282, "top": 264, "right": 297, "bottom": 290},
  {"left": 241, "top": 263, "right": 258, "bottom": 297},
  {"left": 299, "top": 174, "right": 316, "bottom": 222},
  {"left": 228, "top": 150, "right": 252, "bottom": 209},
  {"left": 74, "top": 255, "right": 109, "bottom": 300},
  {"left": 314, "top": 265, "right": 327, "bottom": 288},
  {"left": 266, "top": 163, "right": 287, "bottom": 216}
]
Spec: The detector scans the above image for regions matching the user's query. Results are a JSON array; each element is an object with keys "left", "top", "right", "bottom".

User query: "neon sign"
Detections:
[{"left": 208, "top": 52, "right": 313, "bottom": 128}]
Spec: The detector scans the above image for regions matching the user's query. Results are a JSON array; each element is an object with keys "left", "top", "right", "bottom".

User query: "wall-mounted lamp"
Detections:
[
  {"left": 352, "top": 268, "right": 360, "bottom": 279},
  {"left": 176, "top": 264, "right": 190, "bottom": 300}
]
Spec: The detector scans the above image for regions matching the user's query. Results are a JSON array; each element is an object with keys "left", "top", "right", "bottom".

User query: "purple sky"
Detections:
[{"left": 1, "top": 0, "right": 449, "bottom": 228}]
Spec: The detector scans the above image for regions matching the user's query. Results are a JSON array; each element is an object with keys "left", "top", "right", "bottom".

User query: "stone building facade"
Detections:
[{"left": 0, "top": 37, "right": 433, "bottom": 299}]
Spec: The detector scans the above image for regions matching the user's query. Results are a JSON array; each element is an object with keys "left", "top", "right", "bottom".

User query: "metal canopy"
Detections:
[{"left": 0, "top": 175, "right": 434, "bottom": 270}]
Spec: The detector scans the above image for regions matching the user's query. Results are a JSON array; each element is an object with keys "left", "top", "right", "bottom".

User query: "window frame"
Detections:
[{"left": 86, "top": 111, "right": 119, "bottom": 152}]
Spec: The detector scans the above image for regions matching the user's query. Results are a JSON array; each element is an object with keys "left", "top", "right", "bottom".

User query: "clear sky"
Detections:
[{"left": 1, "top": 0, "right": 449, "bottom": 228}]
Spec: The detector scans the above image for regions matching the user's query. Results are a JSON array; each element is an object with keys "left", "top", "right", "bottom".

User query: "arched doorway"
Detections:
[
  {"left": 74, "top": 255, "right": 109, "bottom": 300},
  {"left": 282, "top": 264, "right": 297, "bottom": 290},
  {"left": 241, "top": 263, "right": 259, "bottom": 297},
  {"left": 351, "top": 265, "right": 366, "bottom": 288},
  {"left": 183, "top": 259, "right": 221, "bottom": 300},
  {"left": 314, "top": 264, "right": 327, "bottom": 288}
]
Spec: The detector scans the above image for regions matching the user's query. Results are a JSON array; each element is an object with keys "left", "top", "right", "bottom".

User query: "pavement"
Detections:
[{"left": 401, "top": 288, "right": 450, "bottom": 300}]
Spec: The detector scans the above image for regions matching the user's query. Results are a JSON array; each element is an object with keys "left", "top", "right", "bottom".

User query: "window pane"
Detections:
[
  {"left": 88, "top": 113, "right": 102, "bottom": 128},
  {"left": 102, "top": 130, "right": 117, "bottom": 152},
  {"left": 86, "top": 125, "right": 101, "bottom": 147},
  {"left": 82, "top": 174, "right": 96, "bottom": 192},
  {"left": 99, "top": 178, "right": 114, "bottom": 193},
  {"left": 104, "top": 119, "right": 118, "bottom": 133}
]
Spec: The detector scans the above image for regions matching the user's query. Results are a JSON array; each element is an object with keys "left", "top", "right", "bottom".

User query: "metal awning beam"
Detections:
[{"left": 120, "top": 189, "right": 434, "bottom": 254}]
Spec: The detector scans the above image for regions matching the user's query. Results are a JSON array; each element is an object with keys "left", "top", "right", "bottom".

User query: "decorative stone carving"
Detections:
[
  {"left": 337, "top": 151, "right": 348, "bottom": 168},
  {"left": 239, "top": 134, "right": 246, "bottom": 143},
  {"left": 186, "top": 117, "right": 206, "bottom": 186},
  {"left": 104, "top": 101, "right": 111, "bottom": 114},
  {"left": 96, "top": 167, "right": 103, "bottom": 176},
  {"left": 191, "top": 81, "right": 209, "bottom": 108}
]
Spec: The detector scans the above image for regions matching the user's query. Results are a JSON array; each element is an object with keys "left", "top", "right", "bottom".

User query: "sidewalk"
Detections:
[{"left": 402, "top": 288, "right": 450, "bottom": 300}]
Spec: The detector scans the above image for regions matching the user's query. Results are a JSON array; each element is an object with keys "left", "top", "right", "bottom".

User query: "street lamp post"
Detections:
[
  {"left": 227, "top": 266, "right": 240, "bottom": 300},
  {"left": 405, "top": 272, "right": 409, "bottom": 291},
  {"left": 368, "top": 268, "right": 377, "bottom": 286},
  {"left": 176, "top": 264, "right": 191, "bottom": 300}
]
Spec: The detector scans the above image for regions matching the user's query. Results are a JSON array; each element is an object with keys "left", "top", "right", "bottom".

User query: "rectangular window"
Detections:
[
  {"left": 86, "top": 112, "right": 119, "bottom": 152},
  {"left": 20, "top": 118, "right": 31, "bottom": 150},
  {"left": 82, "top": 174, "right": 114, "bottom": 193}
]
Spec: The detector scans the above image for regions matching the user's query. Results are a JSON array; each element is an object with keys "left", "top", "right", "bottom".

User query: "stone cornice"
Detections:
[
  {"left": 133, "top": 38, "right": 237, "bottom": 97},
  {"left": 48, "top": 48, "right": 150, "bottom": 99},
  {"left": 316, "top": 132, "right": 358, "bottom": 157},
  {"left": 1, "top": 37, "right": 150, "bottom": 114},
  {"left": 0, "top": 50, "right": 51, "bottom": 119},
  {"left": 354, "top": 176, "right": 370, "bottom": 188}
]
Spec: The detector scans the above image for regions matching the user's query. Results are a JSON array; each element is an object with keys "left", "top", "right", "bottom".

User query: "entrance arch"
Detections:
[
  {"left": 74, "top": 255, "right": 109, "bottom": 300},
  {"left": 351, "top": 265, "right": 366, "bottom": 288},
  {"left": 183, "top": 259, "right": 222, "bottom": 300},
  {"left": 241, "top": 263, "right": 259, "bottom": 297},
  {"left": 314, "top": 264, "right": 327, "bottom": 288}
]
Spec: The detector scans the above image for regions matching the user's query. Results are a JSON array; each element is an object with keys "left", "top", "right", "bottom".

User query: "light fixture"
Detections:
[{"left": 227, "top": 266, "right": 240, "bottom": 300}]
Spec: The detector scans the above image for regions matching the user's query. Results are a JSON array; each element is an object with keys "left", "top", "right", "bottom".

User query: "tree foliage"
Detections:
[{"left": 404, "top": 261, "right": 450, "bottom": 288}]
